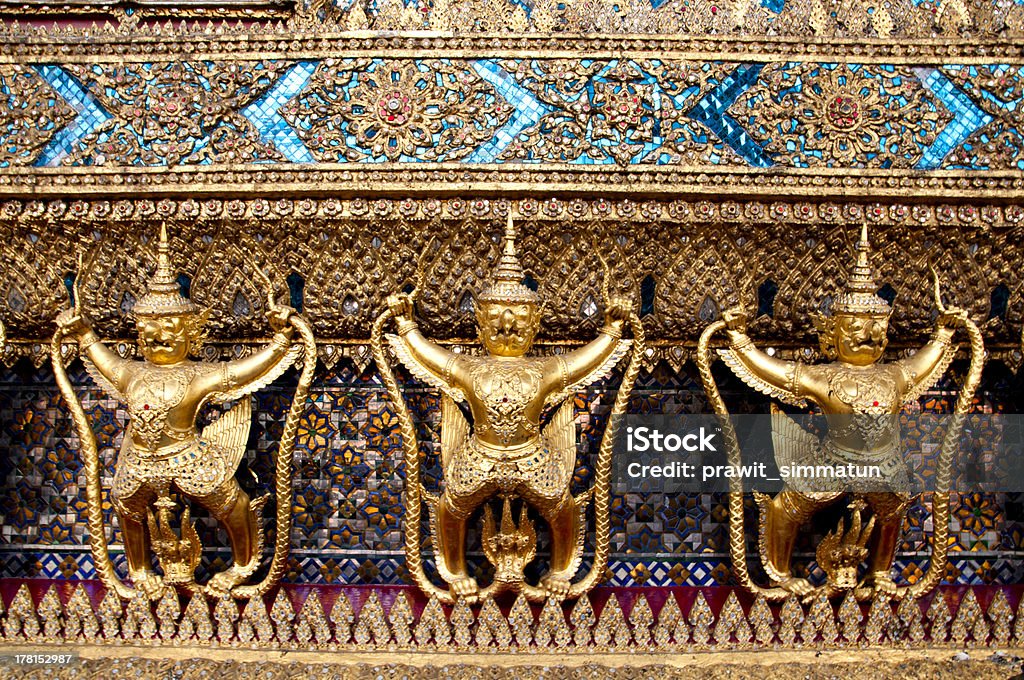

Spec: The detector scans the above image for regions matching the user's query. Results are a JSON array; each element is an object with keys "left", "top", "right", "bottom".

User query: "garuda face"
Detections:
[{"left": 475, "top": 300, "right": 541, "bottom": 357}]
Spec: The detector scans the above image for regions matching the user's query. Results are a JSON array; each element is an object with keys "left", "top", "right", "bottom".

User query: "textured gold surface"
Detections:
[
  {"left": 2, "top": 197, "right": 1021, "bottom": 363},
  {"left": 0, "top": 0, "right": 1022, "bottom": 41},
  {"left": 0, "top": 647, "right": 1021, "bottom": 679}
]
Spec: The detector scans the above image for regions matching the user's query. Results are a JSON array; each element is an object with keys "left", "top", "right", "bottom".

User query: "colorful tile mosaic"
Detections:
[
  {"left": 0, "top": 358, "right": 1020, "bottom": 587},
  {"left": 5, "top": 59, "right": 1021, "bottom": 170},
  {"left": 39, "top": 61, "right": 292, "bottom": 166},
  {"left": 735, "top": 63, "right": 952, "bottom": 168}
]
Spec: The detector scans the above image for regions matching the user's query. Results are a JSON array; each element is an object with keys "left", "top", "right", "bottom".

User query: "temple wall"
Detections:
[{"left": 0, "top": 5, "right": 1022, "bottom": 598}]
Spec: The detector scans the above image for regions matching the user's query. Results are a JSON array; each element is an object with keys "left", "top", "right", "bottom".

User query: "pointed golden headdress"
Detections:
[
  {"left": 133, "top": 223, "right": 199, "bottom": 318},
  {"left": 831, "top": 223, "right": 891, "bottom": 316},
  {"left": 477, "top": 214, "right": 540, "bottom": 304}
]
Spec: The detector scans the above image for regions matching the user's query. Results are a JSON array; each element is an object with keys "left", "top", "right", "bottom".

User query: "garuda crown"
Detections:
[
  {"left": 132, "top": 223, "right": 200, "bottom": 318},
  {"left": 477, "top": 215, "right": 540, "bottom": 305},
  {"left": 831, "top": 223, "right": 891, "bottom": 316}
]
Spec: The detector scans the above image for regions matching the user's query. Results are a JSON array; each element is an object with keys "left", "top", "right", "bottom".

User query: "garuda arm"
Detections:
[
  {"left": 194, "top": 325, "right": 300, "bottom": 402},
  {"left": 895, "top": 319, "right": 959, "bottom": 403},
  {"left": 74, "top": 324, "right": 136, "bottom": 402},
  {"left": 384, "top": 295, "right": 468, "bottom": 402},
  {"left": 382, "top": 298, "right": 470, "bottom": 474},
  {"left": 542, "top": 313, "right": 632, "bottom": 406},
  {"left": 718, "top": 319, "right": 808, "bottom": 408},
  {"left": 386, "top": 326, "right": 468, "bottom": 403}
]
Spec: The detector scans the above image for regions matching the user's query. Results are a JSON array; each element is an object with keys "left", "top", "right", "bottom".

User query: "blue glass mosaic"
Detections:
[
  {"left": 32, "top": 65, "right": 112, "bottom": 167},
  {"left": 687, "top": 63, "right": 772, "bottom": 168},
  {"left": 464, "top": 60, "right": 549, "bottom": 163},
  {"left": 240, "top": 61, "right": 318, "bottom": 164},
  {"left": 918, "top": 68, "right": 993, "bottom": 170}
]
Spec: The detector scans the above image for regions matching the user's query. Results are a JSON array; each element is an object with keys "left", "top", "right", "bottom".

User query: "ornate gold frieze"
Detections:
[
  {"left": 1, "top": 33, "right": 1021, "bottom": 62},
  {"left": 0, "top": 0, "right": 1022, "bottom": 41},
  {"left": 1, "top": 197, "right": 1020, "bottom": 356},
  {"left": 2, "top": 166, "right": 1020, "bottom": 200},
  {"left": 0, "top": 34, "right": 1020, "bottom": 199}
]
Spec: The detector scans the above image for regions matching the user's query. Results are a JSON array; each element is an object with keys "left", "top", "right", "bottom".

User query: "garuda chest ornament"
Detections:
[{"left": 373, "top": 215, "right": 644, "bottom": 603}]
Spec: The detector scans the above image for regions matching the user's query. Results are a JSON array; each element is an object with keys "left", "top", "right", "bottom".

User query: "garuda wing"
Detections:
[
  {"left": 386, "top": 333, "right": 466, "bottom": 403},
  {"left": 769, "top": 403, "right": 843, "bottom": 495},
  {"left": 717, "top": 348, "right": 807, "bottom": 408},
  {"left": 82, "top": 357, "right": 128, "bottom": 403},
  {"left": 544, "top": 339, "right": 632, "bottom": 408},
  {"left": 440, "top": 394, "right": 470, "bottom": 471},
  {"left": 200, "top": 397, "right": 252, "bottom": 474},
  {"left": 897, "top": 343, "right": 957, "bottom": 405},
  {"left": 769, "top": 403, "right": 821, "bottom": 470},
  {"left": 542, "top": 398, "right": 579, "bottom": 481},
  {"left": 210, "top": 345, "right": 301, "bottom": 404}
]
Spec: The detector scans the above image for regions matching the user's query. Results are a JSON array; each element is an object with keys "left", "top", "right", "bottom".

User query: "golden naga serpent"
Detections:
[
  {"left": 696, "top": 272, "right": 984, "bottom": 602},
  {"left": 371, "top": 255, "right": 645, "bottom": 603},
  {"left": 51, "top": 265, "right": 316, "bottom": 600}
]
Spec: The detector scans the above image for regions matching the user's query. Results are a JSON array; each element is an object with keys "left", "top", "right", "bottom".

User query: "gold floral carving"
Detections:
[
  {"left": 0, "top": 66, "right": 75, "bottom": 167},
  {"left": 496, "top": 60, "right": 749, "bottom": 167},
  {"left": 282, "top": 59, "right": 512, "bottom": 162},
  {"left": 58, "top": 61, "right": 290, "bottom": 167},
  {"left": 0, "top": 27, "right": 1017, "bottom": 199},
  {"left": 738, "top": 63, "right": 951, "bottom": 168},
  {"left": 941, "top": 64, "right": 1024, "bottom": 171}
]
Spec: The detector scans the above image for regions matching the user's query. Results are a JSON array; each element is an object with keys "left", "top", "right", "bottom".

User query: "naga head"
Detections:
[
  {"left": 146, "top": 495, "right": 202, "bottom": 587},
  {"left": 817, "top": 499, "right": 875, "bottom": 591},
  {"left": 475, "top": 215, "right": 541, "bottom": 358},
  {"left": 482, "top": 498, "right": 537, "bottom": 586},
  {"left": 133, "top": 224, "right": 208, "bottom": 366},
  {"left": 812, "top": 224, "right": 892, "bottom": 366}
]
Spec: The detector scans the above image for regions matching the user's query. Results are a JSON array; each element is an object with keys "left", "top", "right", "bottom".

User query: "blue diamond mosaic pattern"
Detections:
[
  {"left": 31, "top": 65, "right": 112, "bottom": 168},
  {"left": 12, "top": 58, "right": 1020, "bottom": 170},
  {"left": 1, "top": 359, "right": 1021, "bottom": 587}
]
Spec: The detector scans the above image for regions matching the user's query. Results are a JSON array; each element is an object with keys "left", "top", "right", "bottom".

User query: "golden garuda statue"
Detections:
[
  {"left": 52, "top": 225, "right": 316, "bottom": 600},
  {"left": 698, "top": 224, "right": 985, "bottom": 602},
  {"left": 372, "top": 216, "right": 644, "bottom": 603}
]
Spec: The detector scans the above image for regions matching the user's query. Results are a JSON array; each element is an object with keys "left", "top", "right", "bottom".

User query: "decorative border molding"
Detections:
[
  {"left": 1, "top": 32, "right": 1022, "bottom": 62},
  {"left": 1, "top": 166, "right": 1022, "bottom": 201},
  {"left": 0, "top": 582, "right": 1018, "bottom": 652},
  {"left": 0, "top": 0, "right": 1023, "bottom": 47},
  {"left": 0, "top": 195, "right": 1018, "bottom": 225}
]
